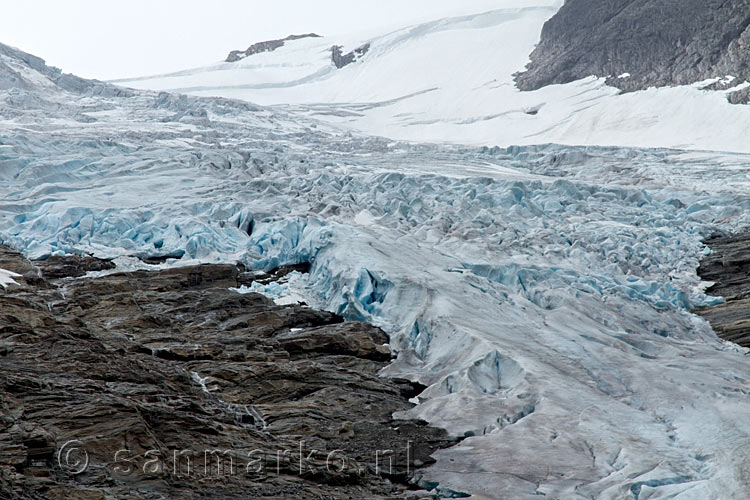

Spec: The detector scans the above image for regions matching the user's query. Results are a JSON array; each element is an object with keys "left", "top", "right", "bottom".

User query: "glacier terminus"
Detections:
[{"left": 2, "top": 2, "right": 750, "bottom": 499}]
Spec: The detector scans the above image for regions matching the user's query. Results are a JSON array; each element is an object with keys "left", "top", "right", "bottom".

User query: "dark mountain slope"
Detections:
[{"left": 515, "top": 0, "right": 750, "bottom": 102}]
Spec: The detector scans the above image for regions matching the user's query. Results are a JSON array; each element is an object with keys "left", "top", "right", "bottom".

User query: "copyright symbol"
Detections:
[{"left": 57, "top": 440, "right": 89, "bottom": 475}]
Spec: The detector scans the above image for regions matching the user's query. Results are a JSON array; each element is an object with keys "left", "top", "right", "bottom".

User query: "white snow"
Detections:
[
  {"left": 0, "top": 268, "right": 20, "bottom": 288},
  {"left": 116, "top": 1, "right": 750, "bottom": 154}
]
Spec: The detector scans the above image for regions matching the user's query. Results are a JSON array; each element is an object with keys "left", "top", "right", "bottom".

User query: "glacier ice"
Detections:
[{"left": 4, "top": 41, "right": 750, "bottom": 499}]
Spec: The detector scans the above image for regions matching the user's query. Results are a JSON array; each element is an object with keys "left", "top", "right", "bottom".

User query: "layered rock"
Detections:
[
  {"left": 695, "top": 232, "right": 750, "bottom": 346},
  {"left": 515, "top": 0, "right": 750, "bottom": 103},
  {"left": 0, "top": 247, "right": 454, "bottom": 499}
]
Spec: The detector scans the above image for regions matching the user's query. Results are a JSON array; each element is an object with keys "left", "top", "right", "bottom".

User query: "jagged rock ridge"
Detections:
[
  {"left": 515, "top": 0, "right": 750, "bottom": 103},
  {"left": 225, "top": 34, "right": 321, "bottom": 62}
]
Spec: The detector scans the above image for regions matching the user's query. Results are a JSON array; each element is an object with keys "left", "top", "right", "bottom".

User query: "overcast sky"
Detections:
[{"left": 0, "top": 1, "right": 497, "bottom": 81}]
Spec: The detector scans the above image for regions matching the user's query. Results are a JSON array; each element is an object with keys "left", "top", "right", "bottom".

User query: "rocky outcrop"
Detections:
[
  {"left": 227, "top": 34, "right": 371, "bottom": 68},
  {"left": 0, "top": 246, "right": 454, "bottom": 499},
  {"left": 225, "top": 34, "right": 321, "bottom": 63},
  {"left": 331, "top": 43, "right": 371, "bottom": 69},
  {"left": 695, "top": 232, "right": 750, "bottom": 346},
  {"left": 515, "top": 0, "right": 750, "bottom": 102},
  {"left": 33, "top": 254, "right": 115, "bottom": 279},
  {"left": 728, "top": 86, "right": 750, "bottom": 105}
]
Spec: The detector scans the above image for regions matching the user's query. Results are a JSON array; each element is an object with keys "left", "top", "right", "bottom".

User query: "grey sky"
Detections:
[{"left": 0, "top": 1, "right": 494, "bottom": 80}]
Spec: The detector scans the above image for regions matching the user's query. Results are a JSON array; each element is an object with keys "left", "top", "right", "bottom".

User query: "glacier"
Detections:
[{"left": 4, "top": 38, "right": 750, "bottom": 499}]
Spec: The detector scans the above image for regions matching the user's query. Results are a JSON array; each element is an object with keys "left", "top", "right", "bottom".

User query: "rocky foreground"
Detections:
[
  {"left": 696, "top": 232, "right": 750, "bottom": 347},
  {"left": 0, "top": 247, "right": 455, "bottom": 500}
]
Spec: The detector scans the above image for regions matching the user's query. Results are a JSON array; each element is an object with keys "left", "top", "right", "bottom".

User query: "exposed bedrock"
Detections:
[
  {"left": 225, "top": 34, "right": 321, "bottom": 63},
  {"left": 331, "top": 43, "right": 371, "bottom": 69},
  {"left": 695, "top": 232, "right": 750, "bottom": 346},
  {"left": 0, "top": 246, "right": 455, "bottom": 499},
  {"left": 515, "top": 0, "right": 750, "bottom": 101}
]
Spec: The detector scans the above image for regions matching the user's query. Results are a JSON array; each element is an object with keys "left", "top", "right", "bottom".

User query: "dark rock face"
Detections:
[
  {"left": 0, "top": 247, "right": 454, "bottom": 499},
  {"left": 515, "top": 0, "right": 750, "bottom": 100},
  {"left": 331, "top": 43, "right": 371, "bottom": 69},
  {"left": 695, "top": 232, "right": 750, "bottom": 346},
  {"left": 225, "top": 34, "right": 321, "bottom": 63},
  {"left": 728, "top": 86, "right": 750, "bottom": 104}
]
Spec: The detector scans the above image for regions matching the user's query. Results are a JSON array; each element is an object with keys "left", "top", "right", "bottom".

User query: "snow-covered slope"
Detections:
[
  {"left": 4, "top": 39, "right": 750, "bottom": 499},
  {"left": 116, "top": 1, "right": 750, "bottom": 153}
]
